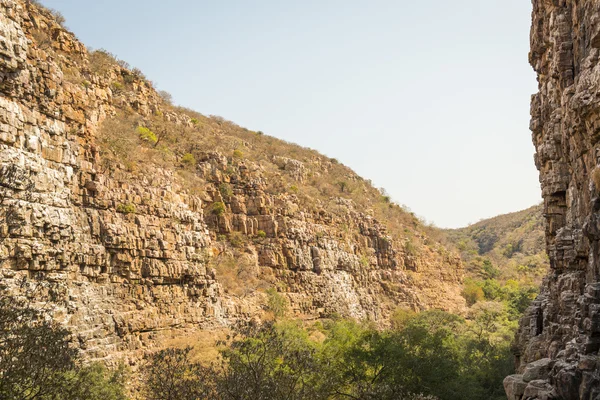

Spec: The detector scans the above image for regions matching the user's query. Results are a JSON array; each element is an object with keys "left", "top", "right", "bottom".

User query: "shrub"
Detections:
[
  {"left": 228, "top": 231, "right": 246, "bottom": 248},
  {"left": 158, "top": 90, "right": 173, "bottom": 105},
  {"left": 110, "top": 81, "right": 124, "bottom": 94},
  {"left": 190, "top": 118, "right": 199, "bottom": 125},
  {"left": 131, "top": 67, "right": 146, "bottom": 80},
  {"left": 404, "top": 239, "right": 419, "bottom": 256},
  {"left": 116, "top": 203, "right": 136, "bottom": 214},
  {"left": 61, "top": 363, "right": 128, "bottom": 400},
  {"left": 210, "top": 202, "right": 226, "bottom": 216},
  {"left": 463, "top": 280, "right": 484, "bottom": 305},
  {"left": 137, "top": 126, "right": 158, "bottom": 144},
  {"left": 181, "top": 153, "right": 196, "bottom": 166},
  {"left": 290, "top": 185, "right": 299, "bottom": 193},
  {"left": 337, "top": 180, "right": 349, "bottom": 193},
  {"left": 89, "top": 49, "right": 118, "bottom": 75},
  {"left": 232, "top": 149, "right": 244, "bottom": 159},
  {"left": 218, "top": 183, "right": 233, "bottom": 199},
  {"left": 256, "top": 130, "right": 264, "bottom": 135},
  {"left": 482, "top": 259, "right": 500, "bottom": 279},
  {"left": 211, "top": 253, "right": 266, "bottom": 297},
  {"left": 257, "top": 230, "right": 267, "bottom": 238},
  {"left": 143, "top": 347, "right": 217, "bottom": 400},
  {"left": 266, "top": 288, "right": 288, "bottom": 319}
]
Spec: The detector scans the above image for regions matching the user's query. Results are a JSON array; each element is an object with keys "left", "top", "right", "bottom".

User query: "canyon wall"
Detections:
[
  {"left": 0, "top": 0, "right": 464, "bottom": 365},
  {"left": 506, "top": 0, "right": 600, "bottom": 398}
]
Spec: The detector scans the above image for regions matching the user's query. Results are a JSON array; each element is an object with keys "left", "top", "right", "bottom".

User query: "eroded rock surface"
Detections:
[{"left": 509, "top": 0, "right": 600, "bottom": 398}]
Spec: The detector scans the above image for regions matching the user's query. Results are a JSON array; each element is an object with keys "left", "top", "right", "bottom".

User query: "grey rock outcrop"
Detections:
[{"left": 509, "top": 0, "right": 600, "bottom": 398}]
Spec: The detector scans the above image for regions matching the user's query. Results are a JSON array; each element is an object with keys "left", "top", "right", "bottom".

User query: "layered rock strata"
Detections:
[
  {"left": 0, "top": 0, "right": 464, "bottom": 364},
  {"left": 507, "top": 1, "right": 600, "bottom": 398}
]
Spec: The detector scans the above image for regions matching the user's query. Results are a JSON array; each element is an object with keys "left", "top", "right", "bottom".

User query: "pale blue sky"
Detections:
[{"left": 40, "top": 0, "right": 539, "bottom": 228}]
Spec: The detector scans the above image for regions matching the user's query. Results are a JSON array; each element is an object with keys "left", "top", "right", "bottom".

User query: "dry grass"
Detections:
[
  {"left": 162, "top": 329, "right": 230, "bottom": 365},
  {"left": 211, "top": 252, "right": 269, "bottom": 297},
  {"left": 592, "top": 167, "right": 600, "bottom": 191}
]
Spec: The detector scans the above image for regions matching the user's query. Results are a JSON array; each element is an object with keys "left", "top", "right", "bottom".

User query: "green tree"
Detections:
[
  {"left": 143, "top": 346, "right": 217, "bottom": 400},
  {"left": 218, "top": 322, "right": 324, "bottom": 400},
  {"left": 0, "top": 284, "right": 128, "bottom": 400}
]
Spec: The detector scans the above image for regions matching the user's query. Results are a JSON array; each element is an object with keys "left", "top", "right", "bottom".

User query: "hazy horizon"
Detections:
[{"left": 39, "top": 0, "right": 540, "bottom": 228}]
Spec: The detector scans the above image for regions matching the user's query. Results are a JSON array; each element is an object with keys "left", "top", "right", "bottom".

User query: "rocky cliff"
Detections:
[
  {"left": 505, "top": 1, "right": 600, "bottom": 399},
  {"left": 0, "top": 0, "right": 465, "bottom": 365}
]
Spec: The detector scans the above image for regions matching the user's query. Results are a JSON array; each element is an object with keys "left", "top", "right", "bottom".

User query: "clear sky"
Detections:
[{"left": 39, "top": 0, "right": 540, "bottom": 228}]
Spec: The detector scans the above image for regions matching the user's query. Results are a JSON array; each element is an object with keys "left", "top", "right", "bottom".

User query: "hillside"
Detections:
[
  {"left": 0, "top": 0, "right": 465, "bottom": 363},
  {"left": 446, "top": 204, "right": 548, "bottom": 284}
]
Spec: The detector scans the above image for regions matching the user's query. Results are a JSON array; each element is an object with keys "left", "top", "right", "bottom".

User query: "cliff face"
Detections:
[
  {"left": 0, "top": 0, "right": 464, "bottom": 364},
  {"left": 506, "top": 1, "right": 600, "bottom": 399}
]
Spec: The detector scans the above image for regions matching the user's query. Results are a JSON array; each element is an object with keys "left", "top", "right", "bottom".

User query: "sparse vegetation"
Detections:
[
  {"left": 211, "top": 253, "right": 267, "bottom": 297},
  {"left": 181, "top": 153, "right": 196, "bottom": 167},
  {"left": 111, "top": 81, "right": 124, "bottom": 94},
  {"left": 158, "top": 90, "right": 173, "bottom": 105},
  {"left": 266, "top": 288, "right": 288, "bottom": 319},
  {"left": 137, "top": 126, "right": 158, "bottom": 145},
  {"left": 232, "top": 149, "right": 244, "bottom": 159},
  {"left": 116, "top": 203, "right": 136, "bottom": 214},
  {"left": 210, "top": 202, "right": 226, "bottom": 216},
  {"left": 218, "top": 183, "right": 233, "bottom": 199},
  {"left": 228, "top": 231, "right": 246, "bottom": 248}
]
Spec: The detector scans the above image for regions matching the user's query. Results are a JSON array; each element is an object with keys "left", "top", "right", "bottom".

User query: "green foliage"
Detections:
[
  {"left": 60, "top": 363, "right": 128, "bottom": 400},
  {"left": 482, "top": 258, "right": 500, "bottom": 279},
  {"left": 218, "top": 322, "right": 323, "bottom": 400},
  {"left": 111, "top": 81, "right": 124, "bottom": 94},
  {"left": 218, "top": 183, "right": 233, "bottom": 199},
  {"left": 228, "top": 231, "right": 246, "bottom": 248},
  {"left": 257, "top": 230, "right": 267, "bottom": 238},
  {"left": 232, "top": 149, "right": 244, "bottom": 159},
  {"left": 143, "top": 347, "right": 217, "bottom": 400},
  {"left": 462, "top": 279, "right": 484, "bottom": 306},
  {"left": 0, "top": 286, "right": 128, "bottom": 400},
  {"left": 116, "top": 203, "right": 136, "bottom": 214},
  {"left": 359, "top": 254, "right": 370, "bottom": 268},
  {"left": 140, "top": 308, "right": 516, "bottom": 400},
  {"left": 181, "top": 153, "right": 196, "bottom": 166},
  {"left": 210, "top": 202, "right": 226, "bottom": 216},
  {"left": 266, "top": 288, "right": 288, "bottom": 319},
  {"left": 0, "top": 293, "right": 77, "bottom": 400},
  {"left": 404, "top": 238, "right": 419, "bottom": 256},
  {"left": 137, "top": 126, "right": 158, "bottom": 144},
  {"left": 336, "top": 180, "right": 349, "bottom": 193}
]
